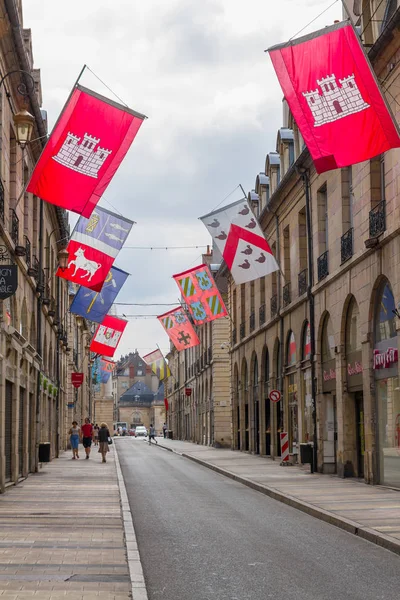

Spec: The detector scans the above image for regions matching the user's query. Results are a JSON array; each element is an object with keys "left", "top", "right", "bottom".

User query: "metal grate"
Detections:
[
  {"left": 283, "top": 282, "right": 291, "bottom": 307},
  {"left": 250, "top": 312, "right": 255, "bottom": 332},
  {"left": 9, "top": 209, "right": 19, "bottom": 245},
  {"left": 341, "top": 227, "right": 353, "bottom": 264},
  {"left": 298, "top": 268, "right": 307, "bottom": 296},
  {"left": 271, "top": 294, "right": 277, "bottom": 318},
  {"left": 259, "top": 304, "right": 266, "bottom": 326},
  {"left": 317, "top": 250, "right": 329, "bottom": 282},
  {"left": 369, "top": 201, "right": 385, "bottom": 238},
  {"left": 240, "top": 322, "right": 245, "bottom": 340}
]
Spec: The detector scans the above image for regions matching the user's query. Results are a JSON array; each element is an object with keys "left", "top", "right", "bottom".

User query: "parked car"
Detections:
[
  {"left": 128, "top": 428, "right": 136, "bottom": 436},
  {"left": 135, "top": 426, "right": 147, "bottom": 438}
]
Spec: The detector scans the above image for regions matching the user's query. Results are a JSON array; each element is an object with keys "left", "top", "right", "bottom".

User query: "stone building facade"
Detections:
[
  {"left": 166, "top": 259, "right": 232, "bottom": 448},
  {"left": 0, "top": 0, "right": 90, "bottom": 491},
  {"left": 228, "top": 3, "right": 400, "bottom": 487}
]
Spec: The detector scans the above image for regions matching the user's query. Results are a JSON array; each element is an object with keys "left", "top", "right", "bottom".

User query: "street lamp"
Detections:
[
  {"left": 57, "top": 247, "right": 69, "bottom": 271},
  {"left": 13, "top": 108, "right": 35, "bottom": 148}
]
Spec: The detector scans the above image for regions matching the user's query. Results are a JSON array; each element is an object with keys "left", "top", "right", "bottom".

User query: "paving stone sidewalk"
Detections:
[
  {"left": 0, "top": 446, "right": 131, "bottom": 600},
  {"left": 155, "top": 438, "right": 400, "bottom": 555}
]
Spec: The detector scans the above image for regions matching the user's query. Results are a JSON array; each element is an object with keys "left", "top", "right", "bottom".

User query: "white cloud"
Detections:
[{"left": 24, "top": 0, "right": 341, "bottom": 358}]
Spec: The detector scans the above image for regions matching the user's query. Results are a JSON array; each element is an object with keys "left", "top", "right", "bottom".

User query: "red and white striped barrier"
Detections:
[{"left": 280, "top": 432, "right": 289, "bottom": 463}]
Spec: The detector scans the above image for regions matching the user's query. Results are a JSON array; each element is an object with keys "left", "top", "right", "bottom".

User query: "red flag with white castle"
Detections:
[
  {"left": 200, "top": 199, "right": 279, "bottom": 285},
  {"left": 157, "top": 307, "right": 200, "bottom": 352},
  {"left": 267, "top": 21, "right": 400, "bottom": 173},
  {"left": 90, "top": 315, "right": 127, "bottom": 358},
  {"left": 27, "top": 84, "right": 146, "bottom": 217}
]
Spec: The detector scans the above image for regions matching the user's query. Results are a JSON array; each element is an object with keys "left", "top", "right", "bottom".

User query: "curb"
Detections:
[
  {"left": 156, "top": 443, "right": 400, "bottom": 557},
  {"left": 114, "top": 442, "right": 149, "bottom": 600}
]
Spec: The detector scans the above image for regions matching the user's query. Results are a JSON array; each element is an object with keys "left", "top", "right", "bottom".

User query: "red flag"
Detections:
[
  {"left": 157, "top": 307, "right": 200, "bottom": 351},
  {"left": 56, "top": 206, "right": 133, "bottom": 292},
  {"left": 268, "top": 22, "right": 400, "bottom": 173},
  {"left": 90, "top": 315, "right": 127, "bottom": 358},
  {"left": 27, "top": 85, "right": 145, "bottom": 217},
  {"left": 164, "top": 398, "right": 169, "bottom": 412},
  {"left": 173, "top": 264, "right": 228, "bottom": 325}
]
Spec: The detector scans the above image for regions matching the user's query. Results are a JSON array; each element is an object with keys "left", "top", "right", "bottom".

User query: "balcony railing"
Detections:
[
  {"left": 259, "top": 304, "right": 266, "bottom": 326},
  {"left": 24, "top": 235, "right": 31, "bottom": 268},
  {"left": 298, "top": 268, "right": 307, "bottom": 296},
  {"left": 283, "top": 282, "right": 291, "bottom": 307},
  {"left": 208, "top": 346, "right": 212, "bottom": 363},
  {"left": 203, "top": 350, "right": 208, "bottom": 366},
  {"left": 341, "top": 227, "right": 353, "bottom": 264},
  {"left": 249, "top": 312, "right": 255, "bottom": 332},
  {"left": 271, "top": 294, "right": 277, "bottom": 318},
  {"left": 0, "top": 180, "right": 4, "bottom": 224},
  {"left": 232, "top": 328, "right": 237, "bottom": 345},
  {"left": 317, "top": 250, "right": 329, "bottom": 282},
  {"left": 9, "top": 209, "right": 19, "bottom": 245},
  {"left": 369, "top": 201, "right": 385, "bottom": 238},
  {"left": 240, "top": 322, "right": 245, "bottom": 340}
]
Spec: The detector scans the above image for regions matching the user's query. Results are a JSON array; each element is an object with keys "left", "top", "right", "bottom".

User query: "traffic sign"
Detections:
[{"left": 269, "top": 389, "right": 281, "bottom": 403}]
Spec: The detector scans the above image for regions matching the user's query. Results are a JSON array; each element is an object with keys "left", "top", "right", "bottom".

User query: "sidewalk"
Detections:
[
  {"left": 155, "top": 438, "right": 400, "bottom": 555},
  {"left": 0, "top": 445, "right": 134, "bottom": 600}
]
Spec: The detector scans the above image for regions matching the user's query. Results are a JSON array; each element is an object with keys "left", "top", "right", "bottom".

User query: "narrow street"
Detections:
[{"left": 117, "top": 439, "right": 399, "bottom": 600}]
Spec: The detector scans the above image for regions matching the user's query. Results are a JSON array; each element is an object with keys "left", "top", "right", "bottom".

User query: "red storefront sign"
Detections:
[
  {"left": 373, "top": 347, "right": 398, "bottom": 369},
  {"left": 185, "top": 388, "right": 192, "bottom": 397},
  {"left": 71, "top": 373, "right": 84, "bottom": 388}
]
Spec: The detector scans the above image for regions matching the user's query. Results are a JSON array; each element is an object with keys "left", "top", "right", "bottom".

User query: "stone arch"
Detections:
[
  {"left": 320, "top": 312, "right": 335, "bottom": 361},
  {"left": 301, "top": 320, "right": 311, "bottom": 360},
  {"left": 368, "top": 275, "right": 396, "bottom": 341},
  {"left": 261, "top": 345, "right": 269, "bottom": 384}
]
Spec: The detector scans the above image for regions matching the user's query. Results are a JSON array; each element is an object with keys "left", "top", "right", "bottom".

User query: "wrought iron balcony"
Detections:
[
  {"left": 271, "top": 294, "right": 277, "bottom": 318},
  {"left": 259, "top": 304, "right": 266, "bottom": 326},
  {"left": 24, "top": 235, "right": 31, "bottom": 268},
  {"left": 9, "top": 209, "right": 19, "bottom": 245},
  {"left": 232, "top": 328, "right": 237, "bottom": 345},
  {"left": 298, "top": 268, "right": 307, "bottom": 296},
  {"left": 0, "top": 180, "right": 4, "bottom": 224},
  {"left": 249, "top": 312, "right": 255, "bottom": 332},
  {"left": 283, "top": 282, "right": 291, "bottom": 307},
  {"left": 317, "top": 250, "right": 329, "bottom": 282},
  {"left": 341, "top": 227, "right": 353, "bottom": 264},
  {"left": 369, "top": 201, "right": 385, "bottom": 238},
  {"left": 240, "top": 322, "right": 246, "bottom": 340}
]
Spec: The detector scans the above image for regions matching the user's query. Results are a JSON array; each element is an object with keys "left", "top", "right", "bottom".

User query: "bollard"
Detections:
[{"left": 280, "top": 432, "right": 289, "bottom": 465}]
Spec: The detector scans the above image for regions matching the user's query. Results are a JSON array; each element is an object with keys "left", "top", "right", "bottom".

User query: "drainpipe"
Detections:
[
  {"left": 35, "top": 199, "right": 44, "bottom": 471},
  {"left": 300, "top": 170, "right": 318, "bottom": 474}
]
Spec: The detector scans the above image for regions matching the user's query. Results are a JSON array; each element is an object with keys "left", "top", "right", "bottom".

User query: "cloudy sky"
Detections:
[{"left": 24, "top": 0, "right": 341, "bottom": 359}]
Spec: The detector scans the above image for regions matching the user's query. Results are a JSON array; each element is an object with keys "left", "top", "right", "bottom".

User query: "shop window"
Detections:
[
  {"left": 321, "top": 314, "right": 335, "bottom": 361},
  {"left": 345, "top": 298, "right": 361, "bottom": 353},
  {"left": 375, "top": 282, "right": 396, "bottom": 342},
  {"left": 302, "top": 321, "right": 311, "bottom": 360},
  {"left": 287, "top": 331, "right": 296, "bottom": 367}
]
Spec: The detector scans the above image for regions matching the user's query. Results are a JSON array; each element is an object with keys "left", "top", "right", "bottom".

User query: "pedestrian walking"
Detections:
[
  {"left": 98, "top": 422, "right": 111, "bottom": 463},
  {"left": 148, "top": 424, "right": 158, "bottom": 445},
  {"left": 162, "top": 423, "right": 167, "bottom": 438},
  {"left": 69, "top": 421, "right": 80, "bottom": 459},
  {"left": 81, "top": 417, "right": 93, "bottom": 459},
  {"left": 93, "top": 424, "right": 100, "bottom": 446}
]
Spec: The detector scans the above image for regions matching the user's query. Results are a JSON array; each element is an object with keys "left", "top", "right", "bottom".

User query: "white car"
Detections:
[{"left": 135, "top": 426, "right": 147, "bottom": 438}]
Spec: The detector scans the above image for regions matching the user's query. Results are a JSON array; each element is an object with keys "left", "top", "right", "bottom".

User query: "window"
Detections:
[
  {"left": 375, "top": 282, "right": 396, "bottom": 343},
  {"left": 345, "top": 298, "right": 361, "bottom": 353},
  {"left": 321, "top": 314, "right": 335, "bottom": 361},
  {"left": 370, "top": 154, "right": 385, "bottom": 209},
  {"left": 317, "top": 184, "right": 328, "bottom": 253},
  {"left": 341, "top": 167, "right": 354, "bottom": 232},
  {"left": 287, "top": 331, "right": 296, "bottom": 367},
  {"left": 298, "top": 209, "right": 307, "bottom": 273},
  {"left": 137, "top": 370, "right": 143, "bottom": 376}
]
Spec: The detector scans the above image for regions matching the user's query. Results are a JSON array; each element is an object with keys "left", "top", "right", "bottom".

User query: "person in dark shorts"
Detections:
[
  {"left": 81, "top": 417, "right": 93, "bottom": 459},
  {"left": 148, "top": 424, "right": 158, "bottom": 445}
]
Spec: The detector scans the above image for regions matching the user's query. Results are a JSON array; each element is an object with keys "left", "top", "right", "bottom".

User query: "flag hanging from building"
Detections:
[
  {"left": 157, "top": 307, "right": 200, "bottom": 351},
  {"left": 267, "top": 21, "right": 400, "bottom": 173},
  {"left": 89, "top": 315, "right": 127, "bottom": 358},
  {"left": 173, "top": 264, "right": 228, "bottom": 325},
  {"left": 70, "top": 266, "right": 129, "bottom": 322},
  {"left": 27, "top": 84, "right": 146, "bottom": 217},
  {"left": 142, "top": 349, "right": 171, "bottom": 381},
  {"left": 200, "top": 199, "right": 279, "bottom": 285},
  {"left": 57, "top": 206, "right": 133, "bottom": 292},
  {"left": 100, "top": 358, "right": 115, "bottom": 383}
]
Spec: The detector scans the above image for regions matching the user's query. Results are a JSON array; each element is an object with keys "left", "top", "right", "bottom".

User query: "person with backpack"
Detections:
[{"left": 98, "top": 423, "right": 111, "bottom": 463}]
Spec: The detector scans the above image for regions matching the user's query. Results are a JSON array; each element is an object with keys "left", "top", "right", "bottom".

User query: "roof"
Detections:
[
  {"left": 248, "top": 190, "right": 260, "bottom": 202},
  {"left": 278, "top": 127, "right": 294, "bottom": 142}
]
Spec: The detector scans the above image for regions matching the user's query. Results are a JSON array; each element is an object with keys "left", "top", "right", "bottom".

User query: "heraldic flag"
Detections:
[
  {"left": 57, "top": 206, "right": 133, "bottom": 292},
  {"left": 27, "top": 84, "right": 146, "bottom": 217},
  {"left": 173, "top": 264, "right": 228, "bottom": 325},
  {"left": 70, "top": 266, "right": 129, "bottom": 323},
  {"left": 200, "top": 198, "right": 279, "bottom": 285},
  {"left": 90, "top": 315, "right": 127, "bottom": 358},
  {"left": 268, "top": 21, "right": 400, "bottom": 174},
  {"left": 157, "top": 307, "right": 200, "bottom": 351},
  {"left": 100, "top": 358, "right": 115, "bottom": 384},
  {"left": 142, "top": 349, "right": 171, "bottom": 381}
]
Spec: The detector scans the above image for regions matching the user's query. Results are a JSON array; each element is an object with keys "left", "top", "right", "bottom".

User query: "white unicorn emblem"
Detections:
[{"left": 69, "top": 248, "right": 101, "bottom": 282}]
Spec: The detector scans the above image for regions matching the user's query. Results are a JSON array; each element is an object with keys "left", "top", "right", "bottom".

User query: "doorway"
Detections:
[
  {"left": 254, "top": 400, "right": 260, "bottom": 455},
  {"left": 355, "top": 392, "right": 365, "bottom": 478}
]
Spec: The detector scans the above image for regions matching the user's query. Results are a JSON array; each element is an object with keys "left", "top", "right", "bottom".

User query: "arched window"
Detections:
[
  {"left": 20, "top": 299, "right": 28, "bottom": 339},
  {"left": 321, "top": 314, "right": 335, "bottom": 361},
  {"left": 287, "top": 331, "right": 296, "bottom": 367},
  {"left": 375, "top": 282, "right": 396, "bottom": 342},
  {"left": 253, "top": 355, "right": 258, "bottom": 388},
  {"left": 263, "top": 347, "right": 269, "bottom": 384},
  {"left": 346, "top": 297, "right": 361, "bottom": 353}
]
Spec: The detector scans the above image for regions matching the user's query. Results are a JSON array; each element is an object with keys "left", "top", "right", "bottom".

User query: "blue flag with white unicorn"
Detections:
[{"left": 70, "top": 266, "right": 129, "bottom": 323}]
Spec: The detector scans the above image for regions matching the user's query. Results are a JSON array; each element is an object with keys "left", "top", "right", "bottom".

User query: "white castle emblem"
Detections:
[
  {"left": 53, "top": 132, "right": 112, "bottom": 178},
  {"left": 95, "top": 325, "right": 121, "bottom": 348},
  {"left": 303, "top": 74, "right": 369, "bottom": 127}
]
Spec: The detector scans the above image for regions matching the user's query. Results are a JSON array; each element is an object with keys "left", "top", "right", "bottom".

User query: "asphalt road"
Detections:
[{"left": 117, "top": 438, "right": 399, "bottom": 600}]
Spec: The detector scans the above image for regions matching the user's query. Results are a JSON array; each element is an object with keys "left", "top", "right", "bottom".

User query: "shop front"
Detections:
[
  {"left": 301, "top": 322, "right": 313, "bottom": 444},
  {"left": 374, "top": 281, "right": 400, "bottom": 488},
  {"left": 286, "top": 332, "right": 299, "bottom": 459}
]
